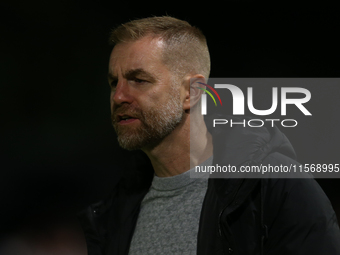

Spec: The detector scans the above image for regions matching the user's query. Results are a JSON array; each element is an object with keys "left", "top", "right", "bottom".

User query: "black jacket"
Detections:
[{"left": 78, "top": 119, "right": 340, "bottom": 254}]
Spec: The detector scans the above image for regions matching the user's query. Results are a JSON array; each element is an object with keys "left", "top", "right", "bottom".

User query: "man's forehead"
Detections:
[
  {"left": 110, "top": 37, "right": 164, "bottom": 62},
  {"left": 109, "top": 36, "right": 166, "bottom": 76}
]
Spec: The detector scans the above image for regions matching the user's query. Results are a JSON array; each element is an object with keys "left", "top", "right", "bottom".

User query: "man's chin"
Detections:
[
  {"left": 118, "top": 143, "right": 141, "bottom": 151},
  {"left": 117, "top": 133, "right": 162, "bottom": 151},
  {"left": 116, "top": 131, "right": 147, "bottom": 150}
]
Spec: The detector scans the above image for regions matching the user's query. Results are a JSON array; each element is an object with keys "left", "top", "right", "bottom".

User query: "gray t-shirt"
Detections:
[{"left": 128, "top": 157, "right": 212, "bottom": 255}]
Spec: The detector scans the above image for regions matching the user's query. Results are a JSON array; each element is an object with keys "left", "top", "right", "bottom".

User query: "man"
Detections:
[{"left": 78, "top": 16, "right": 340, "bottom": 254}]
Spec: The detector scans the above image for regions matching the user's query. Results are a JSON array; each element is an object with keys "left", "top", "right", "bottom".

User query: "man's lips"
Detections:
[
  {"left": 116, "top": 114, "right": 139, "bottom": 124},
  {"left": 119, "top": 118, "right": 138, "bottom": 125}
]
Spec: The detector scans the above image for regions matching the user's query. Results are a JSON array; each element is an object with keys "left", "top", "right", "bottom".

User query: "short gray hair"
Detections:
[{"left": 109, "top": 16, "right": 211, "bottom": 79}]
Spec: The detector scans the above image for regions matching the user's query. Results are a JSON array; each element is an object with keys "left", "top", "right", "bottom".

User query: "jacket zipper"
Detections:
[
  {"left": 218, "top": 199, "right": 236, "bottom": 254},
  {"left": 218, "top": 189, "right": 239, "bottom": 253},
  {"left": 218, "top": 165, "right": 249, "bottom": 253}
]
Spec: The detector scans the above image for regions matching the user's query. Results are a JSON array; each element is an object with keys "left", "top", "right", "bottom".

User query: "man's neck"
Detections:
[{"left": 142, "top": 114, "right": 213, "bottom": 177}]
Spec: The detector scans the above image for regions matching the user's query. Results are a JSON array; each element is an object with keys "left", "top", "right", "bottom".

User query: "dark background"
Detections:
[{"left": 1, "top": 1, "right": 339, "bottom": 253}]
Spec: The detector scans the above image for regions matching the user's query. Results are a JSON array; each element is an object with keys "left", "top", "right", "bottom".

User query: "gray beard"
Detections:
[{"left": 112, "top": 90, "right": 184, "bottom": 151}]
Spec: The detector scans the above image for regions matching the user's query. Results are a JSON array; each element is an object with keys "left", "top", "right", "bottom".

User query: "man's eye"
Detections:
[{"left": 134, "top": 78, "right": 146, "bottom": 84}]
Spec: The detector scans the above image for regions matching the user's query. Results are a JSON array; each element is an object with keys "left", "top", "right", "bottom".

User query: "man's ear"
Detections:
[{"left": 182, "top": 74, "right": 207, "bottom": 111}]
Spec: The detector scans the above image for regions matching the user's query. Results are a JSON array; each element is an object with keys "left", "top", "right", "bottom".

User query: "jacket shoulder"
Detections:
[{"left": 261, "top": 154, "right": 340, "bottom": 254}]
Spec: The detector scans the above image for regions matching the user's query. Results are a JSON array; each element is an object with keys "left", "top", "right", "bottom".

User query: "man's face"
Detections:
[{"left": 108, "top": 36, "right": 185, "bottom": 151}]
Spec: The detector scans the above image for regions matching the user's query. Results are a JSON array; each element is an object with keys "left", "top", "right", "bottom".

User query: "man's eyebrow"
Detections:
[
  {"left": 107, "top": 68, "right": 157, "bottom": 83},
  {"left": 124, "top": 68, "right": 156, "bottom": 82}
]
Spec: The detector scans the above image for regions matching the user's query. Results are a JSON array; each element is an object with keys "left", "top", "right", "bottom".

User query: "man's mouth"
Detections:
[{"left": 117, "top": 114, "right": 139, "bottom": 124}]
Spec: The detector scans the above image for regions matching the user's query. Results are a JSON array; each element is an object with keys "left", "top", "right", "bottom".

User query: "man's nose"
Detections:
[{"left": 111, "top": 81, "right": 133, "bottom": 105}]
